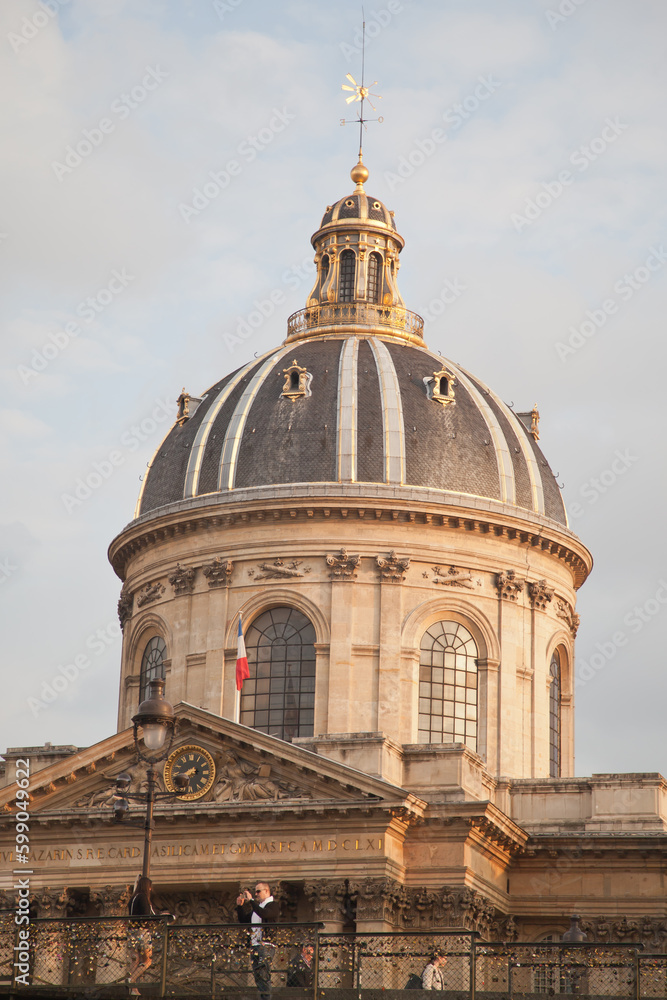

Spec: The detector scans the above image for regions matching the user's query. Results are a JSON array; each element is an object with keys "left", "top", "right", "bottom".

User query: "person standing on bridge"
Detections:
[{"left": 237, "top": 881, "right": 280, "bottom": 1000}]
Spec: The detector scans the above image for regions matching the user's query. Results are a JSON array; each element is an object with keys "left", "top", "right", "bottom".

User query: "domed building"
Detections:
[
  {"left": 2, "top": 158, "right": 667, "bottom": 948},
  {"left": 112, "top": 158, "right": 587, "bottom": 786}
]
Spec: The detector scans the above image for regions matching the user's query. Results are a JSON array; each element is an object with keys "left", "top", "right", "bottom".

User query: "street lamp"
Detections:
[{"left": 112, "top": 679, "right": 189, "bottom": 879}]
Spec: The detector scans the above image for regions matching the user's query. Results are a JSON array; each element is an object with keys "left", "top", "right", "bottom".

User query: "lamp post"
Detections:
[
  {"left": 561, "top": 915, "right": 587, "bottom": 942},
  {"left": 112, "top": 678, "right": 189, "bottom": 879}
]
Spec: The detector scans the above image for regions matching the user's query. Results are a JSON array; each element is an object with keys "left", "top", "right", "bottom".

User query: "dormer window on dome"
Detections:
[
  {"left": 424, "top": 366, "right": 457, "bottom": 407},
  {"left": 285, "top": 158, "right": 424, "bottom": 347},
  {"left": 280, "top": 360, "right": 312, "bottom": 400}
]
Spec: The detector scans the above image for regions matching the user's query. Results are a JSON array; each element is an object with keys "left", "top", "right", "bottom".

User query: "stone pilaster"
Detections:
[
  {"left": 304, "top": 878, "right": 348, "bottom": 931},
  {"left": 349, "top": 876, "right": 402, "bottom": 932}
]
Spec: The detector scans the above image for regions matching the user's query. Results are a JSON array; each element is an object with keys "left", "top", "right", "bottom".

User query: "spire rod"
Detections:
[{"left": 340, "top": 9, "right": 383, "bottom": 191}]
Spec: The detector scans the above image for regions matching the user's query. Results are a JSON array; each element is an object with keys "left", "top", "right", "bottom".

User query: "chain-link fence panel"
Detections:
[
  {"left": 6, "top": 916, "right": 169, "bottom": 992},
  {"left": 0, "top": 918, "right": 657, "bottom": 999},
  {"left": 319, "top": 931, "right": 475, "bottom": 1000},
  {"left": 163, "top": 922, "right": 319, "bottom": 997},
  {"left": 475, "top": 944, "right": 639, "bottom": 1000},
  {"left": 638, "top": 955, "right": 667, "bottom": 998},
  {"left": 0, "top": 915, "right": 14, "bottom": 989}
]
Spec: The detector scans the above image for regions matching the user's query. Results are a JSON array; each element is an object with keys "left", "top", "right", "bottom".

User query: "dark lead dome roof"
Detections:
[
  {"left": 136, "top": 336, "right": 566, "bottom": 526},
  {"left": 318, "top": 191, "right": 397, "bottom": 232}
]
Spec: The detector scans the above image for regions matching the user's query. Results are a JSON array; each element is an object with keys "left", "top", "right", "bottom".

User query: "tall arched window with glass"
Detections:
[
  {"left": 549, "top": 650, "right": 562, "bottom": 777},
  {"left": 319, "top": 253, "right": 330, "bottom": 297},
  {"left": 139, "top": 636, "right": 166, "bottom": 703},
  {"left": 339, "top": 249, "right": 356, "bottom": 302},
  {"left": 367, "top": 251, "right": 382, "bottom": 303},
  {"left": 240, "top": 608, "right": 316, "bottom": 741},
  {"left": 419, "top": 621, "right": 478, "bottom": 749}
]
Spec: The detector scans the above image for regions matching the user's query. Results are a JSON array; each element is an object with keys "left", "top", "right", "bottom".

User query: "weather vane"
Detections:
[{"left": 340, "top": 12, "right": 383, "bottom": 180}]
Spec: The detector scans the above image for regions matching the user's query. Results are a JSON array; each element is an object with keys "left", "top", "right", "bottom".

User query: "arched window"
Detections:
[
  {"left": 139, "top": 636, "right": 166, "bottom": 703},
  {"left": 240, "top": 608, "right": 316, "bottom": 741},
  {"left": 339, "top": 249, "right": 356, "bottom": 302},
  {"left": 367, "top": 251, "right": 382, "bottom": 303},
  {"left": 419, "top": 621, "right": 478, "bottom": 749},
  {"left": 550, "top": 649, "right": 561, "bottom": 777},
  {"left": 320, "top": 253, "right": 330, "bottom": 285}
]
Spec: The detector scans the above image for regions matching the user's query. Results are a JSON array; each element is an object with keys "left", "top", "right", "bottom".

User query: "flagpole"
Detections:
[
  {"left": 235, "top": 612, "right": 242, "bottom": 723},
  {"left": 234, "top": 612, "right": 249, "bottom": 724}
]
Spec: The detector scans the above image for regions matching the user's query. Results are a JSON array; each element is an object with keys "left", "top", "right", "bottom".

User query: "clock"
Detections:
[{"left": 163, "top": 745, "right": 216, "bottom": 801}]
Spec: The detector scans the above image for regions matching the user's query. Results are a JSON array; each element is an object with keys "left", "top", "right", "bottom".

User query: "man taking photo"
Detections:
[{"left": 236, "top": 882, "right": 279, "bottom": 1000}]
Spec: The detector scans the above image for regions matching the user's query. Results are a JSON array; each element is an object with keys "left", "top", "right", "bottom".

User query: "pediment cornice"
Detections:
[{"left": 0, "top": 706, "right": 426, "bottom": 826}]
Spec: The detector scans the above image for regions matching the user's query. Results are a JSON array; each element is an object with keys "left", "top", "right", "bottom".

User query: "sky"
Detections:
[{"left": 1, "top": 0, "right": 666, "bottom": 778}]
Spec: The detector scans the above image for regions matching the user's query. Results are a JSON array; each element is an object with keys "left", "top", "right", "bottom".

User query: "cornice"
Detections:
[
  {"left": 522, "top": 832, "right": 667, "bottom": 859},
  {"left": 424, "top": 800, "right": 529, "bottom": 857},
  {"left": 0, "top": 796, "right": 422, "bottom": 831},
  {"left": 108, "top": 487, "right": 592, "bottom": 587}
]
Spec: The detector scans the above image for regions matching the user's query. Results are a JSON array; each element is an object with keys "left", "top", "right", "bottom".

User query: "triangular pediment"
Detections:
[{"left": 1, "top": 704, "right": 425, "bottom": 823}]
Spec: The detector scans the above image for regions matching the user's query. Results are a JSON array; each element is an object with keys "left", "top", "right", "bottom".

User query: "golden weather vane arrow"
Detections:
[{"left": 340, "top": 13, "right": 384, "bottom": 190}]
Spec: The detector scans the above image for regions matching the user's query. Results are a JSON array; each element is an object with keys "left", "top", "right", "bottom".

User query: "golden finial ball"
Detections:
[{"left": 350, "top": 161, "right": 369, "bottom": 186}]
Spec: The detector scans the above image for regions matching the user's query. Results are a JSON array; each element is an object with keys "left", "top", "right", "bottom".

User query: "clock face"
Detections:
[{"left": 163, "top": 745, "right": 216, "bottom": 801}]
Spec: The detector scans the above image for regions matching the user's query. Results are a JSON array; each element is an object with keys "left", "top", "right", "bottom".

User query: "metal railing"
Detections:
[
  {"left": 2, "top": 918, "right": 666, "bottom": 998},
  {"left": 286, "top": 302, "right": 425, "bottom": 341},
  {"left": 1, "top": 916, "right": 320, "bottom": 997}
]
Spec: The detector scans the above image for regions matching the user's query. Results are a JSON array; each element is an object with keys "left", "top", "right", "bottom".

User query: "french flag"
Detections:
[{"left": 236, "top": 614, "right": 250, "bottom": 691}]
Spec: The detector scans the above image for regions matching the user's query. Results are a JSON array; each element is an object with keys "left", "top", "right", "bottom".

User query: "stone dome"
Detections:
[
  {"left": 133, "top": 160, "right": 566, "bottom": 529},
  {"left": 136, "top": 337, "right": 566, "bottom": 526},
  {"left": 318, "top": 191, "right": 398, "bottom": 234}
]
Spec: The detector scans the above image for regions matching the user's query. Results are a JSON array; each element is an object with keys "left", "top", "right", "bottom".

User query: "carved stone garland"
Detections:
[
  {"left": 136, "top": 581, "right": 165, "bottom": 607},
  {"left": 432, "top": 565, "right": 481, "bottom": 589},
  {"left": 248, "top": 559, "right": 311, "bottom": 581}
]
